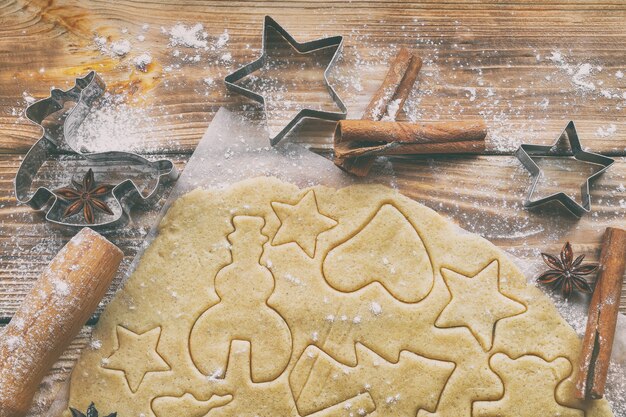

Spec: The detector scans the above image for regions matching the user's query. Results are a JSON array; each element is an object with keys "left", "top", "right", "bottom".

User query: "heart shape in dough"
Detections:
[{"left": 323, "top": 204, "right": 434, "bottom": 303}]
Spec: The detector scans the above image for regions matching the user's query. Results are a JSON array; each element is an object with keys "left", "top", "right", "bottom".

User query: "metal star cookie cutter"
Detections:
[
  {"left": 225, "top": 15, "right": 347, "bottom": 146},
  {"left": 14, "top": 71, "right": 179, "bottom": 229},
  {"left": 515, "top": 121, "right": 614, "bottom": 217}
]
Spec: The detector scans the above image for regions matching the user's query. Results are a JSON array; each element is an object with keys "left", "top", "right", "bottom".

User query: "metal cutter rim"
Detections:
[
  {"left": 14, "top": 71, "right": 178, "bottom": 229},
  {"left": 515, "top": 121, "right": 614, "bottom": 217},
  {"left": 224, "top": 15, "right": 348, "bottom": 146}
]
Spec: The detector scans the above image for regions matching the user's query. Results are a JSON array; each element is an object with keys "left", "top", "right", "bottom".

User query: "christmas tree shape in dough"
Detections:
[
  {"left": 189, "top": 216, "right": 292, "bottom": 382},
  {"left": 473, "top": 353, "right": 584, "bottom": 417},
  {"left": 290, "top": 344, "right": 455, "bottom": 416},
  {"left": 323, "top": 204, "right": 434, "bottom": 303}
]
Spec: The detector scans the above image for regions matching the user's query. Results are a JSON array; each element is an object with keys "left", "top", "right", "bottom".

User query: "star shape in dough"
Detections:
[
  {"left": 436, "top": 260, "right": 526, "bottom": 351},
  {"left": 271, "top": 190, "right": 337, "bottom": 257},
  {"left": 103, "top": 326, "right": 170, "bottom": 392}
]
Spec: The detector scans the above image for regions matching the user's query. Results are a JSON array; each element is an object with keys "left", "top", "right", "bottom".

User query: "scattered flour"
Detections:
[
  {"left": 4, "top": 336, "right": 22, "bottom": 352},
  {"left": 168, "top": 23, "right": 208, "bottom": 48},
  {"left": 465, "top": 87, "right": 477, "bottom": 102},
  {"left": 93, "top": 35, "right": 107, "bottom": 52},
  {"left": 548, "top": 50, "right": 565, "bottom": 65},
  {"left": 596, "top": 124, "right": 617, "bottom": 138},
  {"left": 216, "top": 30, "right": 229, "bottom": 48},
  {"left": 385, "top": 393, "right": 401, "bottom": 404},
  {"left": 52, "top": 279, "right": 70, "bottom": 297},
  {"left": 381, "top": 99, "right": 402, "bottom": 121},
  {"left": 548, "top": 50, "right": 604, "bottom": 94},
  {"left": 284, "top": 273, "right": 303, "bottom": 286},
  {"left": 22, "top": 91, "right": 36, "bottom": 104},
  {"left": 572, "top": 63, "right": 596, "bottom": 91},
  {"left": 370, "top": 301, "right": 382, "bottom": 316},
  {"left": 110, "top": 39, "right": 132, "bottom": 57},
  {"left": 133, "top": 53, "right": 153, "bottom": 71},
  {"left": 94, "top": 36, "right": 132, "bottom": 57},
  {"left": 72, "top": 99, "right": 174, "bottom": 153},
  {"left": 206, "top": 367, "right": 224, "bottom": 381}
]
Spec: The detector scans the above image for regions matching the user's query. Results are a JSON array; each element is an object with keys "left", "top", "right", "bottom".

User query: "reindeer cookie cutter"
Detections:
[{"left": 14, "top": 71, "right": 179, "bottom": 229}]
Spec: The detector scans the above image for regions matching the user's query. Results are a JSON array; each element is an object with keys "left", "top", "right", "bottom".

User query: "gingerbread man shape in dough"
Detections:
[{"left": 189, "top": 216, "right": 292, "bottom": 382}]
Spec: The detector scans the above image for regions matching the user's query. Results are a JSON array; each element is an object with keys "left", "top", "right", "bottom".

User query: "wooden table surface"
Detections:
[{"left": 0, "top": 0, "right": 625, "bottom": 415}]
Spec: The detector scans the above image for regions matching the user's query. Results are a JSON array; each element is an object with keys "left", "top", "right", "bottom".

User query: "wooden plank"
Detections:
[
  {"left": 0, "top": 152, "right": 624, "bottom": 320},
  {"left": 0, "top": 0, "right": 625, "bottom": 154}
]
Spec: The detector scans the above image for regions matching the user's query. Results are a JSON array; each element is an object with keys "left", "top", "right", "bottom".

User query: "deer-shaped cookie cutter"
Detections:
[{"left": 14, "top": 71, "right": 178, "bottom": 229}]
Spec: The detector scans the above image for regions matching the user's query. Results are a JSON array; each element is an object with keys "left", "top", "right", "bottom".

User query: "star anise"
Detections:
[
  {"left": 55, "top": 168, "right": 114, "bottom": 224},
  {"left": 537, "top": 242, "right": 598, "bottom": 299},
  {"left": 69, "top": 402, "right": 117, "bottom": 417}
]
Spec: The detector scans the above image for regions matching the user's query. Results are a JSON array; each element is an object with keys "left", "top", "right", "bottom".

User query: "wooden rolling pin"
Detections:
[{"left": 0, "top": 228, "right": 123, "bottom": 417}]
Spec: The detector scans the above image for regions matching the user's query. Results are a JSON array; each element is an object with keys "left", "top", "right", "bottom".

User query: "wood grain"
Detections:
[
  {"left": 0, "top": 1, "right": 625, "bottom": 415},
  {"left": 1, "top": 1, "right": 626, "bottom": 154}
]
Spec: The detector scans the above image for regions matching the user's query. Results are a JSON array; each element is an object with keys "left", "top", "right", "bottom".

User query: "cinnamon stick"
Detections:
[
  {"left": 335, "top": 48, "right": 422, "bottom": 175},
  {"left": 575, "top": 227, "right": 626, "bottom": 400},
  {"left": 362, "top": 48, "right": 422, "bottom": 121},
  {"left": 334, "top": 119, "right": 487, "bottom": 159},
  {"left": 334, "top": 47, "right": 489, "bottom": 176}
]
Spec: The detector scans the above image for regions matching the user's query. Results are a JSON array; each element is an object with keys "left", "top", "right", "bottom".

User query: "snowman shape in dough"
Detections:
[{"left": 190, "top": 216, "right": 292, "bottom": 382}]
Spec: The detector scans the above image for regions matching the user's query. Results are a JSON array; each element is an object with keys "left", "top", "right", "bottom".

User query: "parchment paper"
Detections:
[{"left": 49, "top": 108, "right": 626, "bottom": 416}]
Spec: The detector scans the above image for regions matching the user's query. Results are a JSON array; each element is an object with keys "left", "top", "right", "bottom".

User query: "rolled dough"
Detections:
[{"left": 63, "top": 177, "right": 614, "bottom": 417}]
